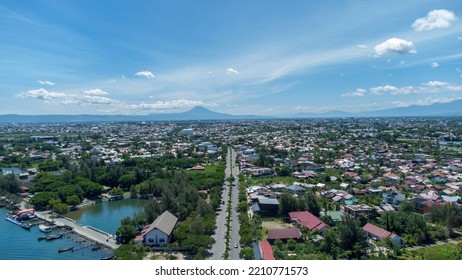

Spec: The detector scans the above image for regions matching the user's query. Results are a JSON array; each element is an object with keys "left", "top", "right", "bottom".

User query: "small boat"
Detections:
[
  {"left": 100, "top": 255, "right": 114, "bottom": 260},
  {"left": 5, "top": 215, "right": 31, "bottom": 230},
  {"left": 5, "top": 215, "right": 22, "bottom": 226},
  {"left": 37, "top": 236, "right": 46, "bottom": 241},
  {"left": 58, "top": 247, "right": 74, "bottom": 253},
  {"left": 21, "top": 223, "right": 32, "bottom": 230},
  {"left": 39, "top": 224, "right": 53, "bottom": 233},
  {"left": 46, "top": 233, "right": 63, "bottom": 241}
]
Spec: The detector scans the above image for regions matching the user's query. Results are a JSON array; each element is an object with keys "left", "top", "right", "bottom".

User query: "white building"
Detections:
[{"left": 135, "top": 211, "right": 178, "bottom": 246}]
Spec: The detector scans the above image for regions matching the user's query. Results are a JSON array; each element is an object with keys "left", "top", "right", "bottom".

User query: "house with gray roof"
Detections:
[{"left": 135, "top": 210, "right": 178, "bottom": 246}]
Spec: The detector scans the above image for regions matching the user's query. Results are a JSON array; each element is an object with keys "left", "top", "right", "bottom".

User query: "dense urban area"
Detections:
[{"left": 1, "top": 118, "right": 462, "bottom": 260}]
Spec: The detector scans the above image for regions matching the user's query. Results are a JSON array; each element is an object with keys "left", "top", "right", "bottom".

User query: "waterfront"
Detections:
[
  {"left": 0, "top": 207, "right": 111, "bottom": 260},
  {"left": 0, "top": 199, "right": 147, "bottom": 260},
  {"left": 67, "top": 199, "right": 148, "bottom": 236}
]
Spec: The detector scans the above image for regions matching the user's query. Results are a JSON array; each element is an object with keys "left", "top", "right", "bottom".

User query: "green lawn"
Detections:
[{"left": 410, "top": 242, "right": 462, "bottom": 260}]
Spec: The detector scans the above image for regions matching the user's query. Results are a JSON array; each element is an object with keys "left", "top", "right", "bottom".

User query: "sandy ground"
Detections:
[{"left": 262, "top": 220, "right": 292, "bottom": 230}]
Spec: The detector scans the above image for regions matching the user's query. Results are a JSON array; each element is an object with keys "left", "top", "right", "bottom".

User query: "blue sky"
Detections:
[{"left": 1, "top": 0, "right": 461, "bottom": 115}]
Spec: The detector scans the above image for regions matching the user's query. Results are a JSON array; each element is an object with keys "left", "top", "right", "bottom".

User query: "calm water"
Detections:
[
  {"left": 0, "top": 199, "right": 146, "bottom": 260},
  {"left": 68, "top": 199, "right": 147, "bottom": 235}
]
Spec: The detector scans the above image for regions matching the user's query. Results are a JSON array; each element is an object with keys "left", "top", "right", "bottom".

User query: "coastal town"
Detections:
[{"left": 1, "top": 118, "right": 462, "bottom": 260}]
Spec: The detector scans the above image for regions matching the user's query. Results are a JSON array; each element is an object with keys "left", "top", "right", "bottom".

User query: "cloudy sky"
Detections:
[{"left": 1, "top": 0, "right": 461, "bottom": 115}]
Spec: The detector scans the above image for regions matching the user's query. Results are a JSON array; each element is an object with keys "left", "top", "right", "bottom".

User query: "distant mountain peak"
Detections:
[{"left": 186, "top": 106, "right": 212, "bottom": 113}]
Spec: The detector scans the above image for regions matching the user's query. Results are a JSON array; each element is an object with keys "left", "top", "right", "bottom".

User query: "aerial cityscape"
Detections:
[
  {"left": 1, "top": 114, "right": 461, "bottom": 260},
  {"left": 1, "top": 1, "right": 461, "bottom": 261}
]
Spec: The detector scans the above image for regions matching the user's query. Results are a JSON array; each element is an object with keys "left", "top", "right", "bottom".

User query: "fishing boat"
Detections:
[
  {"left": 46, "top": 232, "right": 63, "bottom": 241},
  {"left": 39, "top": 224, "right": 53, "bottom": 233},
  {"left": 5, "top": 215, "right": 31, "bottom": 230},
  {"left": 21, "top": 223, "right": 32, "bottom": 230},
  {"left": 5, "top": 215, "right": 22, "bottom": 226},
  {"left": 58, "top": 247, "right": 74, "bottom": 253}
]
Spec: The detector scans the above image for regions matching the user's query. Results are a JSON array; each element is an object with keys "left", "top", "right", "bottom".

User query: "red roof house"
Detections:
[
  {"left": 363, "top": 223, "right": 403, "bottom": 245},
  {"left": 259, "top": 241, "right": 276, "bottom": 260},
  {"left": 190, "top": 165, "right": 205, "bottom": 171},
  {"left": 267, "top": 228, "right": 302, "bottom": 241},
  {"left": 289, "top": 211, "right": 329, "bottom": 232}
]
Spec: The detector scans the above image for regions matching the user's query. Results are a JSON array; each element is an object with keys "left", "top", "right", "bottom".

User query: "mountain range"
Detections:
[{"left": 1, "top": 100, "right": 461, "bottom": 123}]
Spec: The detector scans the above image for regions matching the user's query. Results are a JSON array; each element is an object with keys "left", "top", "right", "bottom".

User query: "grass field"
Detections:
[{"left": 409, "top": 242, "right": 462, "bottom": 260}]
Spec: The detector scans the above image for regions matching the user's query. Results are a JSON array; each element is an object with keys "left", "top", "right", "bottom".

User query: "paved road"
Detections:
[
  {"left": 209, "top": 148, "right": 241, "bottom": 260},
  {"left": 229, "top": 149, "right": 241, "bottom": 260}
]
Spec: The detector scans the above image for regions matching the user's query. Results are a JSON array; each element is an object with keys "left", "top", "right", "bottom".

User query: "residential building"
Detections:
[
  {"left": 363, "top": 223, "right": 403, "bottom": 245},
  {"left": 134, "top": 211, "right": 178, "bottom": 246},
  {"left": 289, "top": 211, "right": 329, "bottom": 232}
]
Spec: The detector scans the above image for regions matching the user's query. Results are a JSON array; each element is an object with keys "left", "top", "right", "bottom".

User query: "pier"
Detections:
[{"left": 34, "top": 211, "right": 119, "bottom": 251}]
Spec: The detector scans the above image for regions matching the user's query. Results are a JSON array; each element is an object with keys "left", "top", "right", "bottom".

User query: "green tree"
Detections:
[
  {"left": 279, "top": 193, "right": 299, "bottom": 215},
  {"left": 66, "top": 194, "right": 81, "bottom": 208},
  {"left": 336, "top": 216, "right": 368, "bottom": 259},
  {"left": 108, "top": 187, "right": 124, "bottom": 196},
  {"left": 118, "top": 174, "right": 137, "bottom": 190},
  {"left": 53, "top": 202, "right": 69, "bottom": 215},
  {"left": 116, "top": 224, "right": 137, "bottom": 244},
  {"left": 114, "top": 244, "right": 146, "bottom": 260},
  {"left": 0, "top": 174, "right": 20, "bottom": 193},
  {"left": 239, "top": 246, "right": 254, "bottom": 260},
  {"left": 302, "top": 190, "right": 322, "bottom": 216},
  {"left": 30, "top": 192, "right": 58, "bottom": 210}
]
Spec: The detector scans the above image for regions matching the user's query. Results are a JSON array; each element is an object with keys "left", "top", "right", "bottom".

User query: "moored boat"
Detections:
[
  {"left": 39, "top": 224, "right": 52, "bottom": 233},
  {"left": 21, "top": 223, "right": 32, "bottom": 230},
  {"left": 5, "top": 215, "right": 31, "bottom": 230},
  {"left": 58, "top": 247, "right": 74, "bottom": 253},
  {"left": 46, "top": 232, "right": 63, "bottom": 241},
  {"left": 5, "top": 215, "right": 22, "bottom": 226}
]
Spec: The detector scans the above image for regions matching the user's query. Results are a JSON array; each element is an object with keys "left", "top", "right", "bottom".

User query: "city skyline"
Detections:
[{"left": 1, "top": 1, "right": 462, "bottom": 115}]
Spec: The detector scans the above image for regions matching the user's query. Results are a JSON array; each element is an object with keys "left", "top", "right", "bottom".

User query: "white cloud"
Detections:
[
  {"left": 226, "top": 67, "right": 239, "bottom": 75},
  {"left": 374, "top": 38, "right": 416, "bottom": 56},
  {"left": 16, "top": 88, "right": 114, "bottom": 106},
  {"left": 78, "top": 95, "right": 113, "bottom": 105},
  {"left": 83, "top": 88, "right": 108, "bottom": 96},
  {"left": 431, "top": 62, "right": 439, "bottom": 68},
  {"left": 345, "top": 81, "right": 462, "bottom": 97},
  {"left": 342, "top": 88, "right": 366, "bottom": 97},
  {"left": 412, "top": 9, "right": 457, "bottom": 31},
  {"left": 17, "top": 88, "right": 65, "bottom": 100},
  {"left": 127, "top": 99, "right": 216, "bottom": 111},
  {"left": 357, "top": 44, "right": 368, "bottom": 49},
  {"left": 369, "top": 85, "right": 399, "bottom": 95},
  {"left": 37, "top": 80, "right": 55, "bottom": 86},
  {"left": 135, "top": 71, "right": 155, "bottom": 78},
  {"left": 425, "top": 81, "right": 448, "bottom": 87},
  {"left": 392, "top": 96, "right": 462, "bottom": 107}
]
